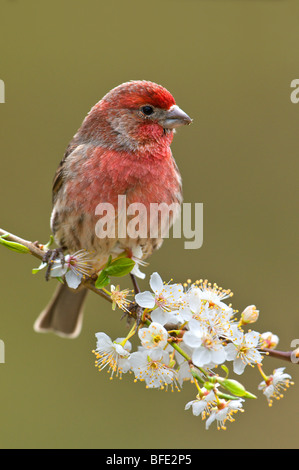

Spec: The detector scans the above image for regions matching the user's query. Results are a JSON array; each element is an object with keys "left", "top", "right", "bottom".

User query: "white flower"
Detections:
[
  {"left": 205, "top": 399, "right": 244, "bottom": 430},
  {"left": 93, "top": 332, "right": 131, "bottom": 378},
  {"left": 241, "top": 305, "right": 259, "bottom": 324},
  {"left": 258, "top": 367, "right": 293, "bottom": 406},
  {"left": 188, "top": 280, "right": 233, "bottom": 312},
  {"left": 185, "top": 388, "right": 216, "bottom": 417},
  {"left": 34, "top": 250, "right": 93, "bottom": 289},
  {"left": 138, "top": 322, "right": 168, "bottom": 349},
  {"left": 135, "top": 272, "right": 185, "bottom": 325},
  {"left": 151, "top": 305, "right": 193, "bottom": 327},
  {"left": 110, "top": 284, "right": 133, "bottom": 312},
  {"left": 225, "top": 327, "right": 263, "bottom": 375},
  {"left": 260, "top": 331, "right": 279, "bottom": 349},
  {"left": 198, "top": 302, "right": 235, "bottom": 338},
  {"left": 150, "top": 308, "right": 185, "bottom": 326},
  {"left": 183, "top": 319, "right": 227, "bottom": 367},
  {"left": 174, "top": 306, "right": 193, "bottom": 324},
  {"left": 129, "top": 347, "right": 179, "bottom": 390}
]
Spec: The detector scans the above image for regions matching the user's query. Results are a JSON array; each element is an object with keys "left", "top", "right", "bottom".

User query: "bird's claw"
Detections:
[{"left": 42, "top": 247, "right": 65, "bottom": 281}]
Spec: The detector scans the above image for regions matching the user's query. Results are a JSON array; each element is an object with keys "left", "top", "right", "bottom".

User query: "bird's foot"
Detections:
[{"left": 42, "top": 247, "right": 65, "bottom": 281}]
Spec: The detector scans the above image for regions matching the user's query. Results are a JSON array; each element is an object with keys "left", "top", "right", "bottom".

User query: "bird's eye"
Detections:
[{"left": 141, "top": 105, "right": 154, "bottom": 116}]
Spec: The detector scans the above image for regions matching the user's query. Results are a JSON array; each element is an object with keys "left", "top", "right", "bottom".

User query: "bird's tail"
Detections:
[{"left": 34, "top": 283, "right": 88, "bottom": 338}]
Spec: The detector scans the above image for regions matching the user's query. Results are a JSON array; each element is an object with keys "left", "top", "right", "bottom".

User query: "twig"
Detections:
[
  {"left": 84, "top": 280, "right": 113, "bottom": 304},
  {"left": 262, "top": 347, "right": 298, "bottom": 364},
  {"left": 130, "top": 273, "right": 141, "bottom": 294},
  {"left": 0, "top": 228, "right": 45, "bottom": 259},
  {"left": 0, "top": 227, "right": 112, "bottom": 304}
]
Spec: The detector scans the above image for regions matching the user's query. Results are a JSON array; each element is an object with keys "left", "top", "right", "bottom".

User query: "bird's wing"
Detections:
[{"left": 52, "top": 141, "right": 79, "bottom": 205}]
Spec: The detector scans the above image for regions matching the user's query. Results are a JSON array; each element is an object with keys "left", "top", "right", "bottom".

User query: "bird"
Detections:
[{"left": 34, "top": 80, "right": 192, "bottom": 338}]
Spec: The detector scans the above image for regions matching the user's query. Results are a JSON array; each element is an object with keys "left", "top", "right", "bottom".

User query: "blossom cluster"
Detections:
[
  {"left": 32, "top": 249, "right": 294, "bottom": 431},
  {"left": 92, "top": 272, "right": 294, "bottom": 431},
  {"left": 2, "top": 231, "right": 295, "bottom": 431}
]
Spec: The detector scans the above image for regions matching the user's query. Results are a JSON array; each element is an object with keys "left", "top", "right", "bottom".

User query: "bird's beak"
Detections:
[{"left": 160, "top": 104, "right": 192, "bottom": 129}]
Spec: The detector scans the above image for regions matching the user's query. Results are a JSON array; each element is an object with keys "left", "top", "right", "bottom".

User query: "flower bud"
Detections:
[
  {"left": 217, "top": 377, "right": 245, "bottom": 396},
  {"left": 217, "top": 377, "right": 256, "bottom": 399},
  {"left": 241, "top": 305, "right": 259, "bottom": 324},
  {"left": 260, "top": 331, "right": 279, "bottom": 349},
  {"left": 291, "top": 347, "right": 299, "bottom": 364}
]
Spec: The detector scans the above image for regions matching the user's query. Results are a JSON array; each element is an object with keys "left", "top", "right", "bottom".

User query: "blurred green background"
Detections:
[{"left": 0, "top": 0, "right": 298, "bottom": 449}]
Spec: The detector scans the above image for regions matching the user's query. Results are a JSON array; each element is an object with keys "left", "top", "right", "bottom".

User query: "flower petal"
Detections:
[
  {"left": 188, "top": 291, "right": 202, "bottom": 314},
  {"left": 191, "top": 400, "right": 206, "bottom": 416},
  {"left": 149, "top": 272, "right": 163, "bottom": 294},
  {"left": 183, "top": 331, "right": 203, "bottom": 349},
  {"left": 95, "top": 332, "right": 113, "bottom": 349},
  {"left": 131, "top": 264, "right": 146, "bottom": 279},
  {"left": 224, "top": 343, "right": 237, "bottom": 361},
  {"left": 185, "top": 400, "right": 193, "bottom": 411},
  {"left": 211, "top": 347, "right": 226, "bottom": 365},
  {"left": 148, "top": 347, "right": 163, "bottom": 361},
  {"left": 151, "top": 307, "right": 169, "bottom": 326},
  {"left": 205, "top": 412, "right": 216, "bottom": 430},
  {"left": 245, "top": 330, "right": 260, "bottom": 348},
  {"left": 50, "top": 261, "right": 68, "bottom": 278},
  {"left": 233, "top": 357, "right": 246, "bottom": 375},
  {"left": 135, "top": 291, "right": 155, "bottom": 308},
  {"left": 192, "top": 347, "right": 211, "bottom": 367},
  {"left": 65, "top": 270, "right": 82, "bottom": 289}
]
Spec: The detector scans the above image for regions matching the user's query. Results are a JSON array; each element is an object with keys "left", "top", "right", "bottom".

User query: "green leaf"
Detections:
[
  {"left": 221, "top": 364, "right": 229, "bottom": 378},
  {"left": 94, "top": 257, "right": 135, "bottom": 290},
  {"left": 0, "top": 235, "right": 30, "bottom": 254},
  {"left": 32, "top": 262, "right": 47, "bottom": 274},
  {"left": 105, "top": 258, "right": 135, "bottom": 277},
  {"left": 95, "top": 271, "right": 110, "bottom": 289},
  {"left": 44, "top": 235, "right": 54, "bottom": 250}
]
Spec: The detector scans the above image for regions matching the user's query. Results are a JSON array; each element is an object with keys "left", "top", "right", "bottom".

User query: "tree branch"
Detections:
[
  {"left": 0, "top": 227, "right": 112, "bottom": 304},
  {"left": 0, "top": 226, "right": 298, "bottom": 364},
  {"left": 262, "top": 347, "right": 298, "bottom": 364},
  {"left": 0, "top": 228, "right": 45, "bottom": 259}
]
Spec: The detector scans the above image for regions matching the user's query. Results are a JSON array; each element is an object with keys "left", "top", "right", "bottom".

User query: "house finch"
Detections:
[{"left": 34, "top": 80, "right": 192, "bottom": 338}]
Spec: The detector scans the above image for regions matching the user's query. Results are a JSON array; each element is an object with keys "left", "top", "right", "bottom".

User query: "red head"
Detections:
[
  {"left": 102, "top": 80, "right": 176, "bottom": 111},
  {"left": 77, "top": 81, "right": 192, "bottom": 150}
]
